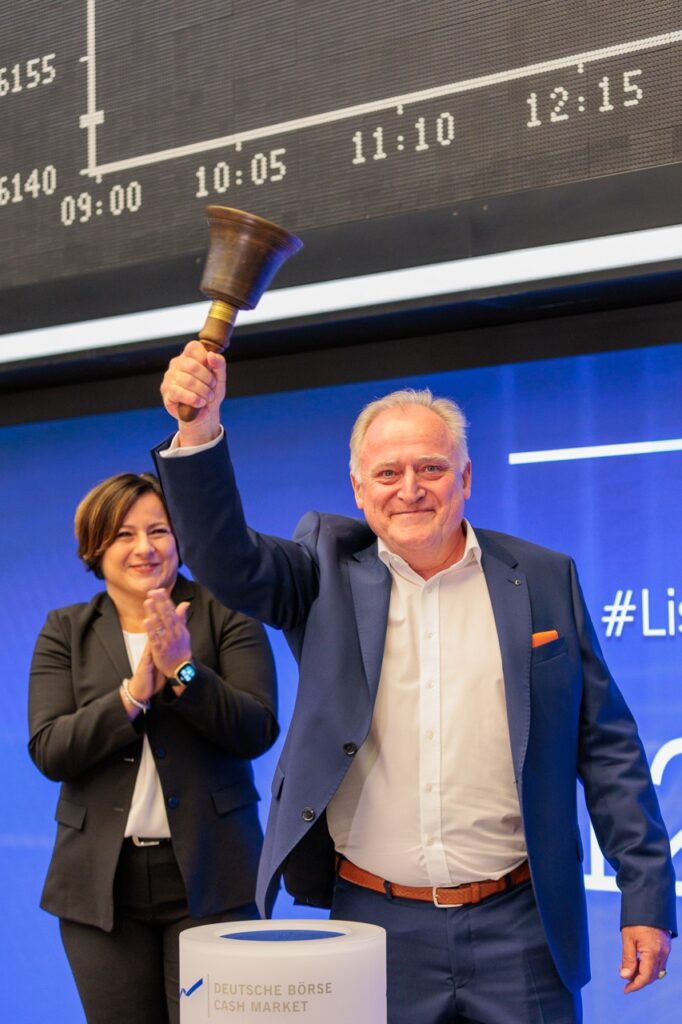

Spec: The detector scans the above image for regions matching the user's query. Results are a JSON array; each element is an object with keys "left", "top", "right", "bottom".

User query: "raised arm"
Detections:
[{"left": 155, "top": 340, "right": 321, "bottom": 630}]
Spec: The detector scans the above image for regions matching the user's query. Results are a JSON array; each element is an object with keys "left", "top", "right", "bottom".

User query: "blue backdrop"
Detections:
[{"left": 3, "top": 342, "right": 681, "bottom": 1021}]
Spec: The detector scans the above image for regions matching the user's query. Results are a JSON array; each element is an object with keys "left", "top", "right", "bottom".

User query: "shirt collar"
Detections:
[{"left": 378, "top": 519, "right": 482, "bottom": 582}]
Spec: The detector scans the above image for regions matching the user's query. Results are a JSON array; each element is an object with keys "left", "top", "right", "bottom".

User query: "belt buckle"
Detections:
[
  {"left": 432, "top": 886, "right": 463, "bottom": 909},
  {"left": 131, "top": 836, "right": 161, "bottom": 847}
]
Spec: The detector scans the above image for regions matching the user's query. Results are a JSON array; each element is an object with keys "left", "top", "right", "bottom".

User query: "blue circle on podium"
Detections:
[{"left": 221, "top": 929, "right": 345, "bottom": 941}]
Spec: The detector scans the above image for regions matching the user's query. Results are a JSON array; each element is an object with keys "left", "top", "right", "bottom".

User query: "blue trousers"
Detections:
[{"left": 331, "top": 875, "right": 582, "bottom": 1024}]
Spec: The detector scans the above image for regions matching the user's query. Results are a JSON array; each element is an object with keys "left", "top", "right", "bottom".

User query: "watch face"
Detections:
[{"left": 176, "top": 662, "right": 197, "bottom": 685}]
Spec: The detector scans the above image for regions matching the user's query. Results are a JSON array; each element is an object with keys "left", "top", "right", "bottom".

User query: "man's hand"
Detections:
[
  {"left": 160, "top": 340, "right": 226, "bottom": 447},
  {"left": 619, "top": 925, "right": 671, "bottom": 993}
]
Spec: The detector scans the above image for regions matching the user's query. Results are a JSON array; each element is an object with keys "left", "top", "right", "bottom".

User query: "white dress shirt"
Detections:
[{"left": 327, "top": 522, "right": 527, "bottom": 886}]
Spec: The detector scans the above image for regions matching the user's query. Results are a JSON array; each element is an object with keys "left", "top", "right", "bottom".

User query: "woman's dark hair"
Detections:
[{"left": 74, "top": 472, "right": 169, "bottom": 579}]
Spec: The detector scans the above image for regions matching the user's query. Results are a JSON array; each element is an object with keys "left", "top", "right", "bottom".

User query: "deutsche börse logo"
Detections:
[{"left": 179, "top": 978, "right": 204, "bottom": 999}]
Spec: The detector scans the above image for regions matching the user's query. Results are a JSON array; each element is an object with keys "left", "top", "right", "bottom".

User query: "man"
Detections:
[{"left": 155, "top": 341, "right": 676, "bottom": 1024}]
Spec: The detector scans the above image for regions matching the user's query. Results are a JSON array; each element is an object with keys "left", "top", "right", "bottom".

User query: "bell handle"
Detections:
[{"left": 177, "top": 301, "right": 238, "bottom": 423}]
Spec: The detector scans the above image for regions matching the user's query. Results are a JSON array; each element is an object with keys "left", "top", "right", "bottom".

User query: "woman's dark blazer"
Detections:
[{"left": 28, "top": 573, "right": 278, "bottom": 931}]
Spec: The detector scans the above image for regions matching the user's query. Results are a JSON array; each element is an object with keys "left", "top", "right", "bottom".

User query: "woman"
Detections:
[{"left": 28, "top": 472, "right": 278, "bottom": 1024}]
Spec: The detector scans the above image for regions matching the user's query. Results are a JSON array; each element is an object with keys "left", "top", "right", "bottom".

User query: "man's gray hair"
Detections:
[{"left": 349, "top": 388, "right": 469, "bottom": 479}]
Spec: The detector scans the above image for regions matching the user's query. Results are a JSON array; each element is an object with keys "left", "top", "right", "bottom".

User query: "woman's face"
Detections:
[{"left": 100, "top": 492, "right": 179, "bottom": 605}]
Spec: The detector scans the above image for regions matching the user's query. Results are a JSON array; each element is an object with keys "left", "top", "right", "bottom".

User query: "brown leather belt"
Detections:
[{"left": 337, "top": 857, "right": 530, "bottom": 907}]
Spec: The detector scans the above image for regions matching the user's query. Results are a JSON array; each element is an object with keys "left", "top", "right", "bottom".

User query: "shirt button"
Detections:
[
  {"left": 425, "top": 836, "right": 434, "bottom": 846},
  {"left": 425, "top": 729, "right": 434, "bottom": 740},
  {"left": 301, "top": 807, "right": 316, "bottom": 822},
  {"left": 167, "top": 796, "right": 179, "bottom": 810},
  {"left": 425, "top": 783, "right": 434, "bottom": 792},
  {"left": 343, "top": 742, "right": 358, "bottom": 756},
  {"left": 426, "top": 680, "right": 434, "bottom": 689}
]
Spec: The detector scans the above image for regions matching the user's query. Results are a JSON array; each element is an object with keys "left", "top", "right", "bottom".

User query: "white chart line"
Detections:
[
  {"left": 78, "top": 0, "right": 104, "bottom": 176},
  {"left": 509, "top": 439, "right": 682, "bottom": 464},
  {"left": 81, "top": 29, "right": 682, "bottom": 178}
]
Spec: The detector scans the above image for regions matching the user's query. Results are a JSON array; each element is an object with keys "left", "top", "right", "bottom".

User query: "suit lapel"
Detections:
[
  {"left": 91, "top": 593, "right": 132, "bottom": 680},
  {"left": 478, "top": 532, "right": 532, "bottom": 784},
  {"left": 348, "top": 543, "right": 391, "bottom": 702}
]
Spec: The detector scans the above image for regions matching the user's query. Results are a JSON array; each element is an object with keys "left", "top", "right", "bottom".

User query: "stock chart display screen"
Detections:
[{"left": 2, "top": 1, "right": 682, "bottom": 323}]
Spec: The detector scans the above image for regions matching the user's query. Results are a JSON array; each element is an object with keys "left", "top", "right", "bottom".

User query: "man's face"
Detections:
[{"left": 351, "top": 405, "right": 471, "bottom": 577}]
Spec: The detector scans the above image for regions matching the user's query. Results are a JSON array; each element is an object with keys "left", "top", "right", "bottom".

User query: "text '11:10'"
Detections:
[{"left": 352, "top": 113, "right": 455, "bottom": 164}]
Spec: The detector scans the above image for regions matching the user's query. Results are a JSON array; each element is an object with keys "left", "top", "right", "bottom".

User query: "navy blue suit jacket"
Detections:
[{"left": 154, "top": 434, "right": 676, "bottom": 992}]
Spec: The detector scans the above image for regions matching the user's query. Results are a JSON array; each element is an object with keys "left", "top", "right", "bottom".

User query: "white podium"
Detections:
[{"left": 179, "top": 918, "right": 386, "bottom": 1023}]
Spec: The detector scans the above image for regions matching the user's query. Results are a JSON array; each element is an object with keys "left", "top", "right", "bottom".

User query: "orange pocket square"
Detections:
[{"left": 531, "top": 630, "right": 559, "bottom": 648}]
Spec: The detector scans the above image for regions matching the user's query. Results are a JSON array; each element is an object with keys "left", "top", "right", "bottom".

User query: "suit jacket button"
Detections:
[
  {"left": 167, "top": 796, "right": 179, "bottom": 810},
  {"left": 301, "top": 807, "right": 315, "bottom": 822},
  {"left": 155, "top": 746, "right": 166, "bottom": 759},
  {"left": 343, "top": 742, "right": 357, "bottom": 756}
]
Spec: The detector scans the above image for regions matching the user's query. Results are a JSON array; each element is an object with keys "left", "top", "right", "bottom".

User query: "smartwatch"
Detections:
[{"left": 173, "top": 660, "right": 197, "bottom": 686}]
